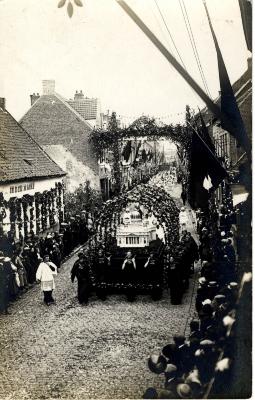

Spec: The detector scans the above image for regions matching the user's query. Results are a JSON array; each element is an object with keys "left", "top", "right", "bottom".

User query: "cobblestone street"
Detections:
[{"left": 0, "top": 248, "right": 197, "bottom": 400}]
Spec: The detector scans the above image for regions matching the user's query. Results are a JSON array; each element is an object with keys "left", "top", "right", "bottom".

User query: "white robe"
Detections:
[{"left": 36, "top": 262, "right": 57, "bottom": 291}]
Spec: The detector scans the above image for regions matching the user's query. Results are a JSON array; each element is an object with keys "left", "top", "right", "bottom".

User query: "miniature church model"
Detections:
[{"left": 116, "top": 204, "right": 157, "bottom": 248}]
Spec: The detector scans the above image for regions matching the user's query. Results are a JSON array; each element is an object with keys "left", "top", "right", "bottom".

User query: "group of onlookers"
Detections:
[
  {"left": 0, "top": 215, "right": 92, "bottom": 314},
  {"left": 143, "top": 205, "right": 244, "bottom": 398}
]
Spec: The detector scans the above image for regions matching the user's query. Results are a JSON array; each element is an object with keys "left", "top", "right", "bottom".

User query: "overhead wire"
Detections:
[
  {"left": 179, "top": 0, "right": 211, "bottom": 97},
  {"left": 178, "top": 0, "right": 212, "bottom": 98},
  {"left": 150, "top": 0, "right": 174, "bottom": 56},
  {"left": 154, "top": 0, "right": 187, "bottom": 70}
]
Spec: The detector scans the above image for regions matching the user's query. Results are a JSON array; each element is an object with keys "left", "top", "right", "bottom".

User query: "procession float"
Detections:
[{"left": 83, "top": 183, "right": 180, "bottom": 298}]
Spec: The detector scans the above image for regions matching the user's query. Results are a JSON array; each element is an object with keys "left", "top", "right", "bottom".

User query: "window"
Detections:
[
  {"left": 27, "top": 182, "right": 34, "bottom": 190},
  {"left": 9, "top": 182, "right": 34, "bottom": 194}
]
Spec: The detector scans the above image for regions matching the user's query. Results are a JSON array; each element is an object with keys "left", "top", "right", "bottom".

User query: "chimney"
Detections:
[
  {"left": 74, "top": 89, "right": 84, "bottom": 101},
  {"left": 0, "top": 98, "right": 6, "bottom": 111},
  {"left": 30, "top": 92, "right": 40, "bottom": 106},
  {"left": 42, "top": 80, "right": 55, "bottom": 95}
]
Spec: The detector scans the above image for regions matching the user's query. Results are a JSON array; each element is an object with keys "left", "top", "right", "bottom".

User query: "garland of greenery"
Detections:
[
  {"left": 89, "top": 116, "right": 191, "bottom": 159},
  {"left": 0, "top": 182, "right": 64, "bottom": 240},
  {"left": 79, "top": 183, "right": 179, "bottom": 292}
]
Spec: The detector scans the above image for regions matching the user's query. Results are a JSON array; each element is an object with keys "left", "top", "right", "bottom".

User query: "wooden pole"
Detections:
[{"left": 115, "top": 0, "right": 251, "bottom": 158}]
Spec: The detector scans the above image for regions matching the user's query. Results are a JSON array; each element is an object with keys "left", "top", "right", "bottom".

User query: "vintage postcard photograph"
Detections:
[{"left": 0, "top": 0, "right": 252, "bottom": 399}]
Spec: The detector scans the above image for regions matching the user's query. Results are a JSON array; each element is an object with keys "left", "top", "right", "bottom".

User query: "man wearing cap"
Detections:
[
  {"left": 176, "top": 383, "right": 193, "bottom": 399},
  {"left": 36, "top": 255, "right": 58, "bottom": 306},
  {"left": 71, "top": 252, "right": 91, "bottom": 304}
]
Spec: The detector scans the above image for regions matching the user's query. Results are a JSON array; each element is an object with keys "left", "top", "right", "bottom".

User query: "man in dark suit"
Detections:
[{"left": 71, "top": 252, "right": 91, "bottom": 304}]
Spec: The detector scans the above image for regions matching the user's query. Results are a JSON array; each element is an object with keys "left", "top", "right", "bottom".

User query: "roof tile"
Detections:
[{"left": 0, "top": 109, "right": 65, "bottom": 183}]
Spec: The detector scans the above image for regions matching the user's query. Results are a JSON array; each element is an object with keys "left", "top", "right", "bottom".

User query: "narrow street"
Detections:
[
  {"left": 0, "top": 178, "right": 198, "bottom": 400},
  {"left": 0, "top": 2, "right": 251, "bottom": 398},
  {"left": 0, "top": 257, "right": 197, "bottom": 400}
]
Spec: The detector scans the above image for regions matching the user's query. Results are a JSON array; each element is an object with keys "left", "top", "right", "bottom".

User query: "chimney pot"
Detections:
[
  {"left": 74, "top": 90, "right": 84, "bottom": 101},
  {"left": 30, "top": 93, "right": 40, "bottom": 106},
  {"left": 0, "top": 98, "right": 6, "bottom": 111}
]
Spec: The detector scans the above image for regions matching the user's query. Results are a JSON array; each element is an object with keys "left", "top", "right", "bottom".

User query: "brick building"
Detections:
[
  {"left": 19, "top": 80, "right": 99, "bottom": 192},
  {"left": 0, "top": 97, "right": 66, "bottom": 242},
  {"left": 67, "top": 90, "right": 101, "bottom": 128}
]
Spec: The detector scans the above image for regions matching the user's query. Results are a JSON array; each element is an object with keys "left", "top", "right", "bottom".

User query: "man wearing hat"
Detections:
[
  {"left": 71, "top": 252, "right": 91, "bottom": 305},
  {"left": 176, "top": 383, "right": 193, "bottom": 399}
]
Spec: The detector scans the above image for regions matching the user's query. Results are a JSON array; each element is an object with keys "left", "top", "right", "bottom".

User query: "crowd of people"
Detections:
[
  {"left": 0, "top": 215, "right": 92, "bottom": 314},
  {"left": 143, "top": 205, "right": 245, "bottom": 399},
  {"left": 0, "top": 176, "right": 250, "bottom": 397},
  {"left": 149, "top": 168, "right": 177, "bottom": 190}
]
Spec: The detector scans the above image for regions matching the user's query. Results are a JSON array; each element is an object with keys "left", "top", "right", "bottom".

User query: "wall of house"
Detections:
[
  {"left": 43, "top": 145, "right": 100, "bottom": 192},
  {"left": 0, "top": 176, "right": 65, "bottom": 240},
  {"left": 0, "top": 176, "right": 63, "bottom": 201},
  {"left": 19, "top": 94, "right": 99, "bottom": 179}
]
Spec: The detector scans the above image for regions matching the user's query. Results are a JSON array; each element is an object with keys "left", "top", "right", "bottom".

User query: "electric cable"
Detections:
[
  {"left": 179, "top": 0, "right": 212, "bottom": 98},
  {"left": 154, "top": 0, "right": 187, "bottom": 70}
]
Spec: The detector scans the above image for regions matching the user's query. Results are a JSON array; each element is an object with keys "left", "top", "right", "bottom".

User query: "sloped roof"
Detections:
[
  {"left": 200, "top": 66, "right": 252, "bottom": 125},
  {"left": 67, "top": 97, "right": 98, "bottom": 120},
  {"left": 0, "top": 108, "right": 65, "bottom": 183},
  {"left": 19, "top": 93, "right": 98, "bottom": 174}
]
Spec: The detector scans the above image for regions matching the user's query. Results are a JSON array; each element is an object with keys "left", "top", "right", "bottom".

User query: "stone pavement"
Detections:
[
  {"left": 0, "top": 254, "right": 198, "bottom": 400},
  {"left": 0, "top": 175, "right": 199, "bottom": 400}
]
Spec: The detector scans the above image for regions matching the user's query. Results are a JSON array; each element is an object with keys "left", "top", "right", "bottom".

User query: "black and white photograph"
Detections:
[{"left": 0, "top": 0, "right": 252, "bottom": 399}]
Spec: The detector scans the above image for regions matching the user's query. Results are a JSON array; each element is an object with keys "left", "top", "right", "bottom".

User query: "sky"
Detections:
[{"left": 0, "top": 0, "right": 249, "bottom": 124}]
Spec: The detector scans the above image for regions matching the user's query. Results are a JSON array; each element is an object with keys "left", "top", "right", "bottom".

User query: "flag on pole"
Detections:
[
  {"left": 122, "top": 140, "right": 132, "bottom": 162},
  {"left": 199, "top": 111, "right": 215, "bottom": 153},
  {"left": 203, "top": 1, "right": 251, "bottom": 156},
  {"left": 189, "top": 129, "right": 227, "bottom": 209},
  {"left": 132, "top": 141, "right": 141, "bottom": 166},
  {"left": 239, "top": 0, "right": 252, "bottom": 52}
]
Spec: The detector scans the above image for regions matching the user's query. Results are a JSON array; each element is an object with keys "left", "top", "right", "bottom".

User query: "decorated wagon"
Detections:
[{"left": 83, "top": 183, "right": 179, "bottom": 299}]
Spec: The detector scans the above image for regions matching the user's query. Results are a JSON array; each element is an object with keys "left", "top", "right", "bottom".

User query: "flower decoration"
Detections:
[{"left": 58, "top": 0, "right": 83, "bottom": 18}]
